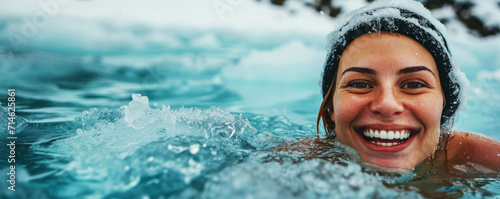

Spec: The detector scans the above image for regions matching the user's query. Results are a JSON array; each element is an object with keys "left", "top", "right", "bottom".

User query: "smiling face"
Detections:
[{"left": 332, "top": 32, "right": 444, "bottom": 170}]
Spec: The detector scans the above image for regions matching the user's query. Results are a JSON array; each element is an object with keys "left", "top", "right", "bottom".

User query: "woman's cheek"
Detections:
[
  {"left": 333, "top": 93, "right": 368, "bottom": 144},
  {"left": 334, "top": 93, "right": 369, "bottom": 120},
  {"left": 408, "top": 94, "right": 443, "bottom": 125}
]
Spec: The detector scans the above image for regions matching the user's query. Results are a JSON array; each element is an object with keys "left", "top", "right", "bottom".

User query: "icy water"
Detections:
[{"left": 1, "top": 0, "right": 500, "bottom": 198}]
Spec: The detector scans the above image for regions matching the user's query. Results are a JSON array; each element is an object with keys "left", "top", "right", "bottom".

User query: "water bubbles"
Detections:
[
  {"left": 202, "top": 159, "right": 417, "bottom": 198},
  {"left": 210, "top": 121, "right": 236, "bottom": 138},
  {"left": 168, "top": 144, "right": 187, "bottom": 153},
  {"left": 114, "top": 165, "right": 141, "bottom": 191},
  {"left": 189, "top": 144, "right": 200, "bottom": 154}
]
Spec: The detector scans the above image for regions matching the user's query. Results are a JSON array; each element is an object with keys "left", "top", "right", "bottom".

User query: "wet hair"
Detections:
[{"left": 317, "top": 3, "right": 462, "bottom": 136}]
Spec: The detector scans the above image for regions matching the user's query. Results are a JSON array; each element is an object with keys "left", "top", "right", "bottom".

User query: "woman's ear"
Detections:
[
  {"left": 329, "top": 109, "right": 335, "bottom": 123},
  {"left": 441, "top": 89, "right": 446, "bottom": 110}
]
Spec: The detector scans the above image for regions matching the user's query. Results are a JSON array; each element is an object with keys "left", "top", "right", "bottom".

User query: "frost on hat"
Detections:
[{"left": 321, "top": 0, "right": 468, "bottom": 131}]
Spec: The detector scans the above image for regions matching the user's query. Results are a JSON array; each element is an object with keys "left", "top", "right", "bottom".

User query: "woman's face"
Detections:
[{"left": 332, "top": 32, "right": 444, "bottom": 170}]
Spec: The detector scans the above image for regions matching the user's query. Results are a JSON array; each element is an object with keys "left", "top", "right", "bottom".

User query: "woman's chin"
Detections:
[{"left": 351, "top": 131, "right": 424, "bottom": 170}]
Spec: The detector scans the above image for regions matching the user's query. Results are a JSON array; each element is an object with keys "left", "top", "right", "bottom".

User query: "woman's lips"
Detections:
[{"left": 356, "top": 126, "right": 418, "bottom": 152}]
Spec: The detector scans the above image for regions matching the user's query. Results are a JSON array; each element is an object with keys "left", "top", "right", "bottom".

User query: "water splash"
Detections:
[
  {"left": 201, "top": 159, "right": 422, "bottom": 199},
  {"left": 29, "top": 94, "right": 427, "bottom": 198},
  {"left": 31, "top": 94, "right": 259, "bottom": 197}
]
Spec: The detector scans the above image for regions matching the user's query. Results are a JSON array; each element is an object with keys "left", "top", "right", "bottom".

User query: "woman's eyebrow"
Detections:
[
  {"left": 398, "top": 66, "right": 435, "bottom": 75},
  {"left": 340, "top": 67, "right": 376, "bottom": 78},
  {"left": 340, "top": 66, "right": 435, "bottom": 78}
]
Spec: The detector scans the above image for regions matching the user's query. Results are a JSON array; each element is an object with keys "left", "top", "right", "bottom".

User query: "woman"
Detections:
[{"left": 317, "top": 0, "right": 500, "bottom": 171}]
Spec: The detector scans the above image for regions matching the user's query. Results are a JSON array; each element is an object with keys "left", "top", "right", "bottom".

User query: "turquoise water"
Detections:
[{"left": 1, "top": 1, "right": 500, "bottom": 198}]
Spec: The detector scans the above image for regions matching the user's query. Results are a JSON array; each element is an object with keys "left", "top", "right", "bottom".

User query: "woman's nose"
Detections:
[{"left": 370, "top": 86, "right": 404, "bottom": 117}]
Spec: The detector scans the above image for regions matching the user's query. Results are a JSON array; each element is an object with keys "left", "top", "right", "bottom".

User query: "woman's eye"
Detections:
[
  {"left": 402, "top": 81, "right": 426, "bottom": 89},
  {"left": 347, "top": 81, "right": 372, "bottom": 89}
]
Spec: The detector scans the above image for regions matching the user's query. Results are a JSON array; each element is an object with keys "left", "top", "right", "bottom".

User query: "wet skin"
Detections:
[
  {"left": 331, "top": 32, "right": 444, "bottom": 169},
  {"left": 439, "top": 131, "right": 500, "bottom": 171}
]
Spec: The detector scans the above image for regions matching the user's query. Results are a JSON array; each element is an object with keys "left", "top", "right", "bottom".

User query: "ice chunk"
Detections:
[{"left": 123, "top": 93, "right": 156, "bottom": 129}]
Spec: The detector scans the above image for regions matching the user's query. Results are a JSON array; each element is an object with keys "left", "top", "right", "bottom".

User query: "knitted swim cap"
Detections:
[{"left": 321, "top": 0, "right": 466, "bottom": 131}]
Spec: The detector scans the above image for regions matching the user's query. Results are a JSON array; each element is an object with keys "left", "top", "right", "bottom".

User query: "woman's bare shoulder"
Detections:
[{"left": 444, "top": 131, "right": 500, "bottom": 171}]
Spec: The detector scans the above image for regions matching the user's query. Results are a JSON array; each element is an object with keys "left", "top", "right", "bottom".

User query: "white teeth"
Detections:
[
  {"left": 380, "top": 130, "right": 387, "bottom": 139},
  {"left": 387, "top": 131, "right": 394, "bottom": 139},
  {"left": 373, "top": 142, "right": 402, "bottom": 147},
  {"left": 362, "top": 129, "right": 412, "bottom": 140}
]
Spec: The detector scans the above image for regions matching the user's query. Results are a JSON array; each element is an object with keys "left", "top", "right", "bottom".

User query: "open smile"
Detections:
[
  {"left": 355, "top": 127, "right": 419, "bottom": 152},
  {"left": 362, "top": 129, "right": 411, "bottom": 146}
]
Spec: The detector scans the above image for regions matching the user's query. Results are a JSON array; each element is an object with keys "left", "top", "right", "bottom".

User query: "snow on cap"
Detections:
[{"left": 321, "top": 0, "right": 468, "bottom": 131}]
